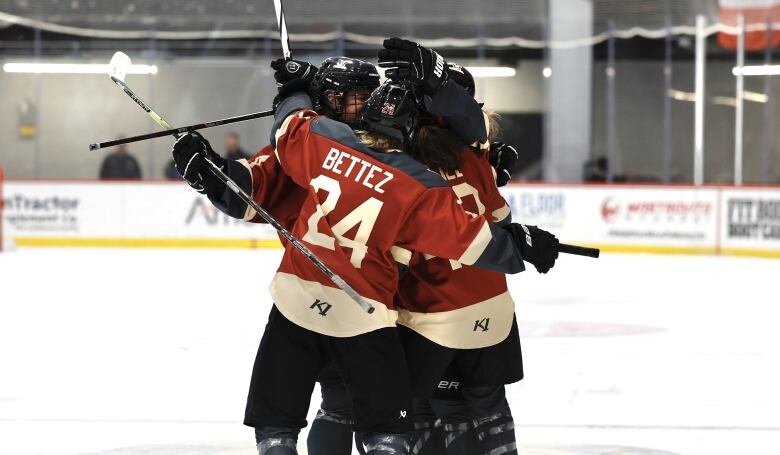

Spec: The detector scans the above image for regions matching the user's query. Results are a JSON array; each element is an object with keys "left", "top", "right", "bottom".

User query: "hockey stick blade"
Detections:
[
  {"left": 108, "top": 51, "right": 132, "bottom": 82},
  {"left": 89, "top": 109, "right": 274, "bottom": 151},
  {"left": 559, "top": 243, "right": 600, "bottom": 258},
  {"left": 107, "top": 52, "right": 173, "bottom": 130}
]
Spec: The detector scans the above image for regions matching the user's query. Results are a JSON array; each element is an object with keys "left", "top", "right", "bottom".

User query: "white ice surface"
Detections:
[{"left": 0, "top": 249, "right": 779, "bottom": 455}]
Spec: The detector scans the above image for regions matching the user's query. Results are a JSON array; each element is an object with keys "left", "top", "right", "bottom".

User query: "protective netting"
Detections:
[
  {"left": 0, "top": 0, "right": 761, "bottom": 48},
  {"left": 3, "top": 0, "right": 779, "bottom": 184}
]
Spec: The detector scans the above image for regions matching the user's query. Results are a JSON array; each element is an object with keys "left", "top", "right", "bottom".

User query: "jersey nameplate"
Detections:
[
  {"left": 322, "top": 147, "right": 394, "bottom": 194},
  {"left": 439, "top": 169, "right": 464, "bottom": 181}
]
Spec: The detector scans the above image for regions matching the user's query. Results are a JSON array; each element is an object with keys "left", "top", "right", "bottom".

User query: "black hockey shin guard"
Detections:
[
  {"left": 465, "top": 386, "right": 517, "bottom": 455},
  {"left": 409, "top": 399, "right": 446, "bottom": 455},
  {"left": 359, "top": 432, "right": 411, "bottom": 455},
  {"left": 307, "top": 409, "right": 355, "bottom": 455},
  {"left": 473, "top": 410, "right": 516, "bottom": 455},
  {"left": 439, "top": 419, "right": 479, "bottom": 455},
  {"left": 409, "top": 420, "right": 447, "bottom": 455},
  {"left": 255, "top": 426, "right": 298, "bottom": 455},
  {"left": 426, "top": 398, "right": 478, "bottom": 455}
]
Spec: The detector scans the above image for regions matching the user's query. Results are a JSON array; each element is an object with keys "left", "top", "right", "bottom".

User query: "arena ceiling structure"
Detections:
[{"left": 0, "top": 0, "right": 725, "bottom": 58}]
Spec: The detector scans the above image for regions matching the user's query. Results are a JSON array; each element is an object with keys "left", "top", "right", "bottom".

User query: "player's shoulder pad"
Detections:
[
  {"left": 310, "top": 118, "right": 448, "bottom": 189},
  {"left": 309, "top": 117, "right": 358, "bottom": 145}
]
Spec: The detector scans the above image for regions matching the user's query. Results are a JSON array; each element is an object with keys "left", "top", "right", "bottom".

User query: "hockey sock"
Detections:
[
  {"left": 472, "top": 410, "right": 516, "bottom": 455},
  {"left": 464, "top": 386, "right": 517, "bottom": 455},
  {"left": 438, "top": 419, "right": 479, "bottom": 455},
  {"left": 255, "top": 426, "right": 298, "bottom": 455},
  {"left": 427, "top": 398, "right": 479, "bottom": 455},
  {"left": 307, "top": 409, "right": 355, "bottom": 455},
  {"left": 410, "top": 419, "right": 446, "bottom": 455},
  {"left": 409, "top": 399, "right": 446, "bottom": 455},
  {"left": 360, "top": 432, "right": 411, "bottom": 455}
]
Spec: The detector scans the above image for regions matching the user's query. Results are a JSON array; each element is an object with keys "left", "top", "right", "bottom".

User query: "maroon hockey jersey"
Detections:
[{"left": 395, "top": 147, "right": 515, "bottom": 348}]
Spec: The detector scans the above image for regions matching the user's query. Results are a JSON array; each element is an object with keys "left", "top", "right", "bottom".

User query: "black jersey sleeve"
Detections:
[
  {"left": 205, "top": 159, "right": 253, "bottom": 219},
  {"left": 270, "top": 92, "right": 314, "bottom": 147}
]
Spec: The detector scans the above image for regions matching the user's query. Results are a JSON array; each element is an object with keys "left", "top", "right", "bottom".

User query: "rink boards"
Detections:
[
  {"left": 2, "top": 180, "right": 780, "bottom": 257},
  {"left": 502, "top": 183, "right": 780, "bottom": 258}
]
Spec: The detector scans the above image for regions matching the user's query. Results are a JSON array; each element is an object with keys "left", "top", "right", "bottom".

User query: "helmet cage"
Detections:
[{"left": 312, "top": 58, "right": 380, "bottom": 125}]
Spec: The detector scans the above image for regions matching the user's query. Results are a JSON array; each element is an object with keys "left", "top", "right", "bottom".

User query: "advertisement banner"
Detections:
[
  {"left": 2, "top": 182, "right": 281, "bottom": 247},
  {"left": 500, "top": 185, "right": 719, "bottom": 252},
  {"left": 719, "top": 188, "right": 780, "bottom": 255},
  {"left": 3, "top": 182, "right": 118, "bottom": 238}
]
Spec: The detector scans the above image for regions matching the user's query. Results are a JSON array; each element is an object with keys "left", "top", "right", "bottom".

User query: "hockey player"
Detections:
[
  {"left": 384, "top": 54, "right": 525, "bottom": 455},
  {"left": 395, "top": 134, "right": 523, "bottom": 455}
]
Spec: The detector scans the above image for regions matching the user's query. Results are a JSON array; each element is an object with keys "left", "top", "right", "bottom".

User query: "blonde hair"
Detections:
[
  {"left": 357, "top": 130, "right": 403, "bottom": 151},
  {"left": 484, "top": 109, "right": 501, "bottom": 141}
]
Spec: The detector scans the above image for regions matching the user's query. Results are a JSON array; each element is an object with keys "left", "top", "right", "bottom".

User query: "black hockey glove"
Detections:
[
  {"left": 378, "top": 37, "right": 449, "bottom": 95},
  {"left": 171, "top": 131, "right": 225, "bottom": 194},
  {"left": 270, "top": 58, "right": 318, "bottom": 106},
  {"left": 446, "top": 62, "right": 475, "bottom": 97},
  {"left": 505, "top": 223, "right": 559, "bottom": 273},
  {"left": 489, "top": 142, "right": 519, "bottom": 187}
]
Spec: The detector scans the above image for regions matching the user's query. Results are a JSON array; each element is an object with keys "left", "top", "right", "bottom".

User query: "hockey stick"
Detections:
[
  {"left": 89, "top": 109, "right": 274, "bottom": 151},
  {"left": 559, "top": 243, "right": 600, "bottom": 258},
  {"left": 273, "top": 0, "right": 292, "bottom": 59},
  {"left": 108, "top": 52, "right": 173, "bottom": 130},
  {"left": 105, "top": 52, "right": 375, "bottom": 314}
]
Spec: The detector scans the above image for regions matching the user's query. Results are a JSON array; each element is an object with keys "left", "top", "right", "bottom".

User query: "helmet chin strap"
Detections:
[{"left": 365, "top": 121, "right": 405, "bottom": 142}]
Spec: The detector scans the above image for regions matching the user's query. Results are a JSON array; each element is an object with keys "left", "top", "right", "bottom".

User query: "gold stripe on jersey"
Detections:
[
  {"left": 396, "top": 291, "right": 515, "bottom": 349},
  {"left": 273, "top": 111, "right": 310, "bottom": 162},
  {"left": 273, "top": 115, "right": 295, "bottom": 158},
  {"left": 269, "top": 272, "right": 398, "bottom": 337},
  {"left": 457, "top": 221, "right": 492, "bottom": 266},
  {"left": 492, "top": 204, "right": 511, "bottom": 224},
  {"left": 391, "top": 245, "right": 413, "bottom": 266}
]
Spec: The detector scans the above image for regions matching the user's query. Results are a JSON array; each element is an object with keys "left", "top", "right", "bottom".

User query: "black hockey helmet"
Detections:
[
  {"left": 312, "top": 57, "right": 381, "bottom": 125},
  {"left": 361, "top": 81, "right": 420, "bottom": 146},
  {"left": 446, "top": 62, "right": 475, "bottom": 98}
]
